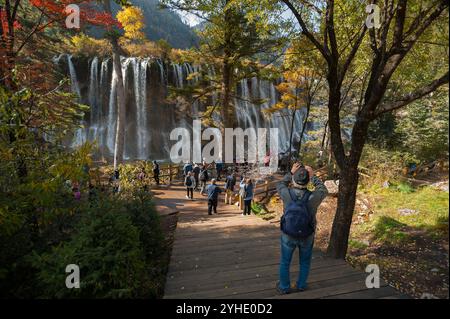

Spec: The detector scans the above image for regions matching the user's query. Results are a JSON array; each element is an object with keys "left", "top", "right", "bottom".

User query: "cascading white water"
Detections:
[
  {"left": 106, "top": 64, "right": 118, "bottom": 153},
  {"left": 132, "top": 58, "right": 150, "bottom": 159},
  {"left": 88, "top": 57, "right": 99, "bottom": 140},
  {"left": 98, "top": 59, "right": 109, "bottom": 148},
  {"left": 67, "top": 55, "right": 81, "bottom": 98},
  {"left": 156, "top": 59, "right": 165, "bottom": 83},
  {"left": 59, "top": 56, "right": 318, "bottom": 160},
  {"left": 67, "top": 54, "right": 86, "bottom": 147}
]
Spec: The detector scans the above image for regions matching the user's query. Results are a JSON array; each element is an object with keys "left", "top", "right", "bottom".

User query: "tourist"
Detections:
[
  {"left": 72, "top": 181, "right": 81, "bottom": 200},
  {"left": 199, "top": 164, "right": 209, "bottom": 195},
  {"left": 215, "top": 160, "right": 224, "bottom": 181},
  {"left": 275, "top": 162, "right": 328, "bottom": 294},
  {"left": 152, "top": 160, "right": 160, "bottom": 185},
  {"left": 183, "top": 161, "right": 193, "bottom": 177},
  {"left": 111, "top": 169, "right": 120, "bottom": 193},
  {"left": 184, "top": 171, "right": 196, "bottom": 200},
  {"left": 240, "top": 178, "right": 254, "bottom": 216},
  {"left": 206, "top": 179, "right": 222, "bottom": 215},
  {"left": 224, "top": 171, "right": 236, "bottom": 205},
  {"left": 193, "top": 163, "right": 201, "bottom": 190},
  {"left": 264, "top": 151, "right": 271, "bottom": 167}
]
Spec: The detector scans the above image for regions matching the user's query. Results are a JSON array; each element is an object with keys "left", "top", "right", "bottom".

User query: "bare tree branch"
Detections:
[{"left": 375, "top": 71, "right": 449, "bottom": 116}]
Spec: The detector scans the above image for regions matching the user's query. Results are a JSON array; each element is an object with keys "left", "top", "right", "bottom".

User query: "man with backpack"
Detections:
[
  {"left": 193, "top": 164, "right": 201, "bottom": 190},
  {"left": 206, "top": 179, "right": 222, "bottom": 215},
  {"left": 184, "top": 171, "right": 196, "bottom": 200},
  {"left": 183, "top": 161, "right": 193, "bottom": 177},
  {"left": 276, "top": 162, "right": 328, "bottom": 294},
  {"left": 224, "top": 171, "right": 236, "bottom": 205}
]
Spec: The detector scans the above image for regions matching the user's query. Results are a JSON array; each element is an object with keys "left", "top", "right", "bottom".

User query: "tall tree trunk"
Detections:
[
  {"left": 327, "top": 116, "right": 370, "bottom": 258},
  {"left": 221, "top": 60, "right": 235, "bottom": 129},
  {"left": 288, "top": 107, "right": 297, "bottom": 168},
  {"left": 112, "top": 42, "right": 126, "bottom": 170},
  {"left": 297, "top": 100, "right": 311, "bottom": 160},
  {"left": 103, "top": 0, "right": 126, "bottom": 170},
  {"left": 320, "top": 120, "right": 329, "bottom": 152},
  {"left": 326, "top": 162, "right": 359, "bottom": 258}
]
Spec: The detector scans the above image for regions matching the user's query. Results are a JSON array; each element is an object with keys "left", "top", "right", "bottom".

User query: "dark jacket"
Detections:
[
  {"left": 153, "top": 163, "right": 160, "bottom": 175},
  {"left": 276, "top": 172, "right": 328, "bottom": 227},
  {"left": 207, "top": 184, "right": 222, "bottom": 201},
  {"left": 193, "top": 166, "right": 201, "bottom": 177},
  {"left": 240, "top": 180, "right": 254, "bottom": 201},
  {"left": 183, "top": 163, "right": 193, "bottom": 175},
  {"left": 225, "top": 175, "right": 236, "bottom": 190},
  {"left": 200, "top": 168, "right": 209, "bottom": 181}
]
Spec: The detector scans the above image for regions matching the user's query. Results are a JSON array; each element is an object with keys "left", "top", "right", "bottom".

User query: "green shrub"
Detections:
[
  {"left": 30, "top": 198, "right": 150, "bottom": 298},
  {"left": 395, "top": 182, "right": 415, "bottom": 194}
]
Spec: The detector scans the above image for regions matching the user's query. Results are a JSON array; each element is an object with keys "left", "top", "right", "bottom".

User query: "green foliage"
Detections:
[
  {"left": 368, "top": 91, "right": 449, "bottom": 163},
  {"left": 357, "top": 185, "right": 449, "bottom": 243},
  {"left": 30, "top": 194, "right": 161, "bottom": 298},
  {"left": 373, "top": 216, "right": 409, "bottom": 243},
  {"left": 348, "top": 239, "right": 369, "bottom": 250},
  {"left": 394, "top": 182, "right": 415, "bottom": 194},
  {"left": 162, "top": 0, "right": 288, "bottom": 127},
  {"left": 68, "top": 34, "right": 112, "bottom": 57},
  {"left": 0, "top": 79, "right": 165, "bottom": 298}
]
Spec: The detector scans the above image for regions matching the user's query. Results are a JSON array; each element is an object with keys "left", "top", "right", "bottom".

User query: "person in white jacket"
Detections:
[{"left": 184, "top": 171, "right": 196, "bottom": 200}]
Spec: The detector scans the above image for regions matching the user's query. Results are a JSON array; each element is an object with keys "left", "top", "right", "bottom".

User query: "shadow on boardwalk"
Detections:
[{"left": 154, "top": 182, "right": 407, "bottom": 299}]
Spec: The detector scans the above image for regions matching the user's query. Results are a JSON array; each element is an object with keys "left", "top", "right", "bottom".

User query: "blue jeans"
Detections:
[{"left": 279, "top": 232, "right": 314, "bottom": 291}]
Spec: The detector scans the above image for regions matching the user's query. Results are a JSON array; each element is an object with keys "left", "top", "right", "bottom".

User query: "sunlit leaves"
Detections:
[{"left": 116, "top": 6, "right": 146, "bottom": 42}]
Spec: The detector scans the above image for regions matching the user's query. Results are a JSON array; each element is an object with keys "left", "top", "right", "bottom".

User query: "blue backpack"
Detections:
[{"left": 280, "top": 189, "right": 314, "bottom": 239}]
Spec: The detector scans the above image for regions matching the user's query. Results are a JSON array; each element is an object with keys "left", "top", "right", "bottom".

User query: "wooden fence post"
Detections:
[{"left": 169, "top": 164, "right": 173, "bottom": 185}]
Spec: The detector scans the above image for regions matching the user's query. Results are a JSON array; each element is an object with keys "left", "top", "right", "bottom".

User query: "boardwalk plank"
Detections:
[{"left": 156, "top": 183, "right": 405, "bottom": 300}]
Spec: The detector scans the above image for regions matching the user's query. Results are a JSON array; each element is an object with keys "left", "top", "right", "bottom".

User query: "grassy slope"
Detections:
[{"left": 348, "top": 183, "right": 449, "bottom": 299}]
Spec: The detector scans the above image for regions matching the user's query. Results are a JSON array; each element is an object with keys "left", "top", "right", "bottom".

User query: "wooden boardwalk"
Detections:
[{"left": 156, "top": 182, "right": 407, "bottom": 299}]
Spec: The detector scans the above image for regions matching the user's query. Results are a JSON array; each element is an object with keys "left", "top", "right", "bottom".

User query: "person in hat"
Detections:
[{"left": 275, "top": 162, "right": 328, "bottom": 294}]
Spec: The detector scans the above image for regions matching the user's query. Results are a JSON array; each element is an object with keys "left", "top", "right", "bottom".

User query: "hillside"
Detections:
[
  {"left": 128, "top": 0, "right": 199, "bottom": 49},
  {"left": 89, "top": 0, "right": 199, "bottom": 49}
]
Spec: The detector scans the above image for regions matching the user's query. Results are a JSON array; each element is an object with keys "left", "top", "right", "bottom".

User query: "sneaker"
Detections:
[
  {"left": 276, "top": 282, "right": 290, "bottom": 295},
  {"left": 185, "top": 195, "right": 190, "bottom": 199}
]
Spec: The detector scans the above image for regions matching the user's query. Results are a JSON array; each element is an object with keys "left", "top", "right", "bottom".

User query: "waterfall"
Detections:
[
  {"left": 67, "top": 55, "right": 81, "bottom": 98},
  {"left": 95, "top": 58, "right": 109, "bottom": 150},
  {"left": 156, "top": 59, "right": 165, "bottom": 83},
  {"left": 67, "top": 54, "right": 86, "bottom": 147},
  {"left": 106, "top": 64, "right": 118, "bottom": 153},
  {"left": 60, "top": 56, "right": 321, "bottom": 161},
  {"left": 88, "top": 57, "right": 99, "bottom": 141},
  {"left": 132, "top": 58, "right": 150, "bottom": 159}
]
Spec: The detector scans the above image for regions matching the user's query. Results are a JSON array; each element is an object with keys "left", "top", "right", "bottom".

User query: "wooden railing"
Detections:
[{"left": 158, "top": 164, "right": 182, "bottom": 185}]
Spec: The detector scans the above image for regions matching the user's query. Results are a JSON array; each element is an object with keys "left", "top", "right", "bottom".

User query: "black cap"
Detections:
[{"left": 293, "top": 167, "right": 310, "bottom": 185}]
